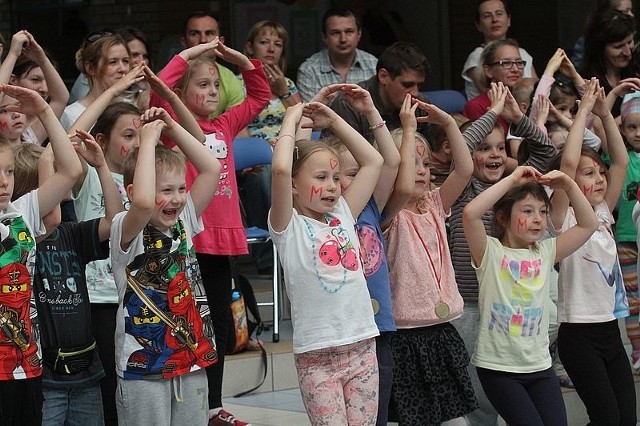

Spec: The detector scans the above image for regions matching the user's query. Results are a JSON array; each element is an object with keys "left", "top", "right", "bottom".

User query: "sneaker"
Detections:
[
  {"left": 632, "top": 350, "right": 640, "bottom": 374},
  {"left": 209, "top": 409, "right": 252, "bottom": 426}
]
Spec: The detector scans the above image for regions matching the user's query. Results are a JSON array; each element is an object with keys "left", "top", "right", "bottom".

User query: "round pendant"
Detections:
[
  {"left": 435, "top": 301, "right": 450, "bottom": 319},
  {"left": 371, "top": 298, "right": 380, "bottom": 315}
]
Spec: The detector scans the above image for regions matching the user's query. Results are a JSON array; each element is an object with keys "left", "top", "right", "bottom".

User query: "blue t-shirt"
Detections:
[{"left": 357, "top": 199, "right": 396, "bottom": 332}]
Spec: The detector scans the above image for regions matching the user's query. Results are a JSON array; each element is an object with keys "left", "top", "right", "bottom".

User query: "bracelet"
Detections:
[
  {"left": 368, "top": 120, "right": 386, "bottom": 130},
  {"left": 279, "top": 90, "right": 293, "bottom": 100},
  {"left": 272, "top": 134, "right": 295, "bottom": 146}
]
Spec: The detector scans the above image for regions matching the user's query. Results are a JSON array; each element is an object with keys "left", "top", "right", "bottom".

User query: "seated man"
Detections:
[{"left": 296, "top": 8, "right": 378, "bottom": 101}]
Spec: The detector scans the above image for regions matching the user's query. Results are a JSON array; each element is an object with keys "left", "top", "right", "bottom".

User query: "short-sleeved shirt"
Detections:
[
  {"left": 269, "top": 197, "right": 379, "bottom": 353},
  {"left": 35, "top": 219, "right": 108, "bottom": 386},
  {"left": 472, "top": 236, "right": 556, "bottom": 373},
  {"left": 110, "top": 196, "right": 217, "bottom": 380},
  {"left": 556, "top": 203, "right": 629, "bottom": 322},
  {"left": 0, "top": 191, "right": 45, "bottom": 380},
  {"left": 296, "top": 48, "right": 378, "bottom": 102}
]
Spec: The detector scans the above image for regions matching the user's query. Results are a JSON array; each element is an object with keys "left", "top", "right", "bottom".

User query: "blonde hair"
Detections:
[
  {"left": 12, "top": 143, "right": 44, "bottom": 201},
  {"left": 390, "top": 127, "right": 431, "bottom": 153},
  {"left": 173, "top": 57, "right": 217, "bottom": 92},
  {"left": 245, "top": 21, "right": 290, "bottom": 72},
  {"left": 76, "top": 34, "right": 130, "bottom": 89},
  {"left": 291, "top": 139, "right": 340, "bottom": 178},
  {"left": 122, "top": 145, "right": 186, "bottom": 187}
]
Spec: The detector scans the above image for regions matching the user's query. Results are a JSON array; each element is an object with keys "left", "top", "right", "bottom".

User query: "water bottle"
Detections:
[{"left": 231, "top": 289, "right": 242, "bottom": 302}]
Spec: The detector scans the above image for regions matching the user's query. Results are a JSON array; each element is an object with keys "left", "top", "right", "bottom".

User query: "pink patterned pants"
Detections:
[{"left": 294, "top": 338, "right": 379, "bottom": 426}]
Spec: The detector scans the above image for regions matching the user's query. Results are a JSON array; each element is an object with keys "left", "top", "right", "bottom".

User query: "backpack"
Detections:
[{"left": 227, "top": 273, "right": 267, "bottom": 397}]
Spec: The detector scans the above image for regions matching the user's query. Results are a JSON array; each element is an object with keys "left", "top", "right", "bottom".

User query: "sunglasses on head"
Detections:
[{"left": 85, "top": 29, "right": 115, "bottom": 43}]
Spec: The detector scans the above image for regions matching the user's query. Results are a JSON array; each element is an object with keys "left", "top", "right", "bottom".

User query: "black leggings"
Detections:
[
  {"left": 558, "top": 320, "right": 637, "bottom": 426},
  {"left": 91, "top": 303, "right": 118, "bottom": 426},
  {"left": 476, "top": 366, "right": 567, "bottom": 426},
  {"left": 197, "top": 253, "right": 232, "bottom": 409}
]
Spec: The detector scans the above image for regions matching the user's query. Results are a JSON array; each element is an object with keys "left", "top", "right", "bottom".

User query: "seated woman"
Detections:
[{"left": 461, "top": 0, "right": 537, "bottom": 100}]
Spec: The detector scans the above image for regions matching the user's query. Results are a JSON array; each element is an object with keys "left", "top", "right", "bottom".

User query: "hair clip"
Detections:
[{"left": 294, "top": 146, "right": 299, "bottom": 160}]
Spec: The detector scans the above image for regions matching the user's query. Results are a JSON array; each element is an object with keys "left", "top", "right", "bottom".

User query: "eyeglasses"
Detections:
[
  {"left": 488, "top": 60, "right": 527, "bottom": 70},
  {"left": 85, "top": 29, "right": 115, "bottom": 43}
]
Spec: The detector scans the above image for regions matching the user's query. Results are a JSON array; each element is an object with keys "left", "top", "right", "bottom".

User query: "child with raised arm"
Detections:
[
  {"left": 269, "top": 102, "right": 383, "bottom": 426},
  {"left": 0, "top": 30, "right": 69, "bottom": 145},
  {"left": 109, "top": 106, "right": 221, "bottom": 425},
  {"left": 0, "top": 84, "right": 82, "bottom": 426},
  {"left": 552, "top": 79, "right": 637, "bottom": 425},
  {"left": 450, "top": 82, "right": 557, "bottom": 425},
  {"left": 150, "top": 36, "right": 269, "bottom": 422},
  {"left": 383, "top": 95, "right": 477, "bottom": 425},
  {"left": 23, "top": 130, "right": 123, "bottom": 426},
  {"left": 463, "top": 165, "right": 597, "bottom": 426},
  {"left": 323, "top": 83, "right": 399, "bottom": 426}
]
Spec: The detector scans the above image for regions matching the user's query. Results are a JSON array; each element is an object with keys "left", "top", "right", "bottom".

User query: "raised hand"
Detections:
[
  {"left": 558, "top": 54, "right": 583, "bottom": 84},
  {"left": 110, "top": 64, "right": 146, "bottom": 98},
  {"left": 576, "top": 77, "right": 599, "bottom": 115},
  {"left": 544, "top": 48, "right": 566, "bottom": 77},
  {"left": 310, "top": 83, "right": 347, "bottom": 105},
  {"left": 500, "top": 87, "right": 524, "bottom": 123},
  {"left": 415, "top": 99, "right": 453, "bottom": 126},
  {"left": 399, "top": 94, "right": 418, "bottom": 131},
  {"left": 0, "top": 84, "right": 48, "bottom": 115},
  {"left": 488, "top": 82, "right": 507, "bottom": 115},
  {"left": 21, "top": 31, "right": 47, "bottom": 65},
  {"left": 139, "top": 119, "right": 166, "bottom": 145},
  {"left": 141, "top": 107, "right": 175, "bottom": 130},
  {"left": 339, "top": 84, "right": 376, "bottom": 114},
  {"left": 302, "top": 101, "right": 338, "bottom": 129},
  {"left": 8, "top": 31, "right": 29, "bottom": 58},
  {"left": 591, "top": 85, "right": 610, "bottom": 118},
  {"left": 509, "top": 165, "right": 542, "bottom": 185},
  {"left": 181, "top": 38, "right": 220, "bottom": 61},
  {"left": 533, "top": 95, "right": 550, "bottom": 126},
  {"left": 213, "top": 42, "right": 252, "bottom": 69},
  {"left": 538, "top": 169, "right": 573, "bottom": 191},
  {"left": 73, "top": 129, "right": 107, "bottom": 168}
]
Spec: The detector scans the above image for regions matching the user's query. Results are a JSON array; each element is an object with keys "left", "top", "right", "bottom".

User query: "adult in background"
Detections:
[
  {"left": 461, "top": 0, "right": 537, "bottom": 100},
  {"left": 581, "top": 7, "right": 636, "bottom": 118},
  {"left": 180, "top": 10, "right": 244, "bottom": 118},
  {"left": 296, "top": 8, "right": 377, "bottom": 101},
  {"left": 236, "top": 20, "right": 303, "bottom": 274},
  {"left": 463, "top": 38, "right": 525, "bottom": 136},
  {"left": 327, "top": 41, "right": 430, "bottom": 143}
]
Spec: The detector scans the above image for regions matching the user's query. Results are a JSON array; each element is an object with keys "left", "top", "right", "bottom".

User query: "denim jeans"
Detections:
[{"left": 42, "top": 382, "right": 104, "bottom": 426}]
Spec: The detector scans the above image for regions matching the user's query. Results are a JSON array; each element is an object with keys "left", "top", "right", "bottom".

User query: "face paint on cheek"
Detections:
[
  {"left": 120, "top": 145, "right": 131, "bottom": 157},
  {"left": 475, "top": 156, "right": 485, "bottom": 167},
  {"left": 0, "top": 120, "right": 8, "bottom": 130},
  {"left": 195, "top": 93, "right": 205, "bottom": 106},
  {"left": 582, "top": 184, "right": 593, "bottom": 195},
  {"left": 309, "top": 185, "right": 322, "bottom": 203},
  {"left": 155, "top": 198, "right": 167, "bottom": 208},
  {"left": 517, "top": 217, "right": 528, "bottom": 234}
]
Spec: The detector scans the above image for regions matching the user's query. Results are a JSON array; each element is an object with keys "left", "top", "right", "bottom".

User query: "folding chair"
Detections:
[{"left": 233, "top": 137, "right": 281, "bottom": 342}]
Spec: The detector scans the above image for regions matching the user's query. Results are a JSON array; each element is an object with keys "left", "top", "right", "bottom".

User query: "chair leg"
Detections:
[{"left": 272, "top": 243, "right": 280, "bottom": 343}]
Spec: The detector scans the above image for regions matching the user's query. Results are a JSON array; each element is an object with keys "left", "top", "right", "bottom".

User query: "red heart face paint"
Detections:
[
  {"left": 132, "top": 117, "right": 142, "bottom": 129},
  {"left": 416, "top": 145, "right": 426, "bottom": 157}
]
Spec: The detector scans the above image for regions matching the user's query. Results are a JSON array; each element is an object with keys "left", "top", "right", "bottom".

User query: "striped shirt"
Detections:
[{"left": 450, "top": 111, "right": 557, "bottom": 302}]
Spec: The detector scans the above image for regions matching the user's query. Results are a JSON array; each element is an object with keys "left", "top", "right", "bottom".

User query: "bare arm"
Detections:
[
  {"left": 381, "top": 94, "right": 417, "bottom": 229},
  {"left": 142, "top": 107, "right": 220, "bottom": 217},
  {"left": 270, "top": 105, "right": 304, "bottom": 232},
  {"left": 119, "top": 121, "right": 163, "bottom": 250},
  {"left": 144, "top": 66, "right": 204, "bottom": 143}
]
